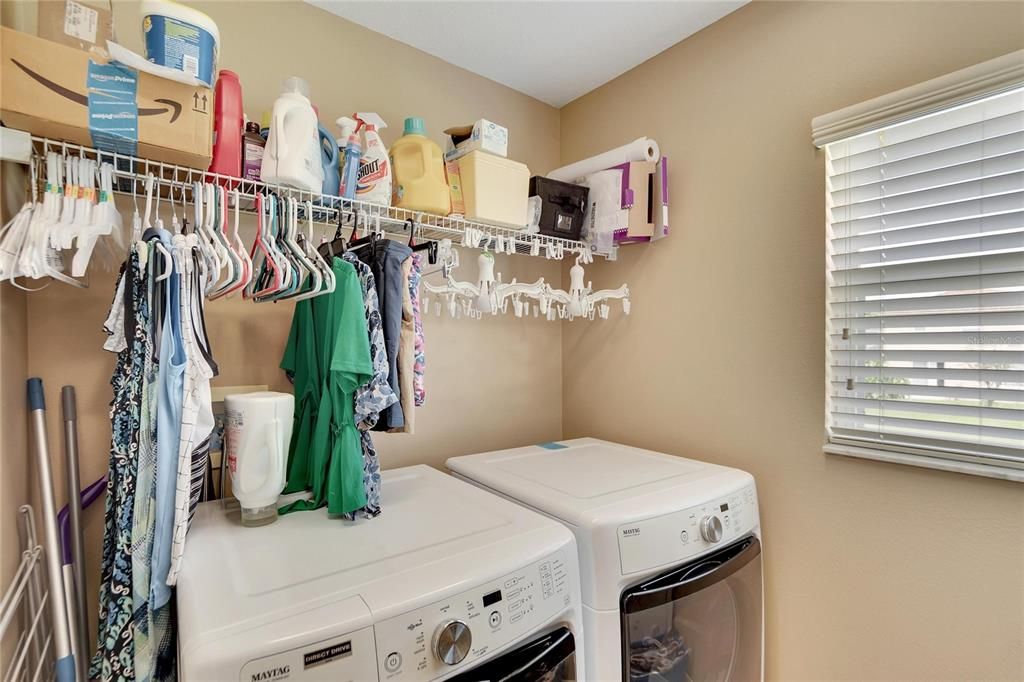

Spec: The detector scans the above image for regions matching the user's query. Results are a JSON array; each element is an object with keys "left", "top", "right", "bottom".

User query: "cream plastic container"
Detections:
[
  {"left": 390, "top": 117, "right": 450, "bottom": 215},
  {"left": 457, "top": 150, "right": 530, "bottom": 227}
]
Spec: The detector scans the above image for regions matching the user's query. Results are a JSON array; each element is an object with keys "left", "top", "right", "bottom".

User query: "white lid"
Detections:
[
  {"left": 447, "top": 438, "right": 752, "bottom": 527},
  {"left": 282, "top": 76, "right": 310, "bottom": 98},
  {"left": 177, "top": 465, "right": 573, "bottom": 657}
]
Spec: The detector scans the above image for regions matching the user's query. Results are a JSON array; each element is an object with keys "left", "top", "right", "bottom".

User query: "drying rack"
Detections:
[
  {"left": 26, "top": 136, "right": 614, "bottom": 260},
  {"left": 0, "top": 506, "right": 56, "bottom": 682}
]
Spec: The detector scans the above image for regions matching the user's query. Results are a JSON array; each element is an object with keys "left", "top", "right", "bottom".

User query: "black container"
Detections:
[{"left": 530, "top": 176, "right": 589, "bottom": 240}]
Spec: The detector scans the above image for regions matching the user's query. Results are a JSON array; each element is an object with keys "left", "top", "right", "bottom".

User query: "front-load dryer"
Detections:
[
  {"left": 448, "top": 438, "right": 763, "bottom": 682},
  {"left": 177, "top": 465, "right": 585, "bottom": 681}
]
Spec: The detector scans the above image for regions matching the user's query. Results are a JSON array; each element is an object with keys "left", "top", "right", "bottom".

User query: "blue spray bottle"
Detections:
[{"left": 338, "top": 120, "right": 362, "bottom": 200}]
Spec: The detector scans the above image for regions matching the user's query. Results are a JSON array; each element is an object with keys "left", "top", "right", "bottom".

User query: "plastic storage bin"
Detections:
[
  {"left": 529, "top": 176, "right": 589, "bottom": 240},
  {"left": 457, "top": 150, "right": 530, "bottom": 228}
]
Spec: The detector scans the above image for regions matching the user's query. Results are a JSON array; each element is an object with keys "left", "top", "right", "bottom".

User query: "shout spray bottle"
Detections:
[{"left": 354, "top": 112, "right": 391, "bottom": 207}]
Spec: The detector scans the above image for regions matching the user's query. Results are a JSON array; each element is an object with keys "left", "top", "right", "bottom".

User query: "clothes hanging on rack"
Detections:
[
  {"left": 93, "top": 225, "right": 219, "bottom": 682},
  {"left": 356, "top": 239, "right": 412, "bottom": 431},
  {"left": 92, "top": 250, "right": 149, "bottom": 681},
  {"left": 167, "top": 241, "right": 218, "bottom": 587},
  {"left": 390, "top": 256, "right": 416, "bottom": 434},
  {"left": 343, "top": 251, "right": 396, "bottom": 518},
  {"left": 279, "top": 257, "right": 373, "bottom": 517},
  {"left": 128, "top": 234, "right": 162, "bottom": 682},
  {"left": 410, "top": 253, "right": 426, "bottom": 407}
]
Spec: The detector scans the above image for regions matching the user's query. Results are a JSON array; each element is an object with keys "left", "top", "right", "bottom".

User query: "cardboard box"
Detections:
[
  {"left": 1, "top": 27, "right": 212, "bottom": 168},
  {"left": 444, "top": 119, "right": 508, "bottom": 162},
  {"left": 38, "top": 0, "right": 115, "bottom": 51},
  {"left": 445, "top": 159, "right": 465, "bottom": 216}
]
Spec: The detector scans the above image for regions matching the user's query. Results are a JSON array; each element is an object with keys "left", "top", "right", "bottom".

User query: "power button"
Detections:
[{"left": 384, "top": 651, "right": 402, "bottom": 673}]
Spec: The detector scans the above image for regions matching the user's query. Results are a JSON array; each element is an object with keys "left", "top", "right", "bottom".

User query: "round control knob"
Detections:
[
  {"left": 434, "top": 620, "right": 472, "bottom": 666},
  {"left": 700, "top": 515, "right": 724, "bottom": 543}
]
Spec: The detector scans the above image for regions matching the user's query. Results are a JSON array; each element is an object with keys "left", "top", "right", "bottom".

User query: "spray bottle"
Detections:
[
  {"left": 338, "top": 119, "right": 362, "bottom": 200},
  {"left": 335, "top": 116, "right": 357, "bottom": 196},
  {"left": 354, "top": 113, "right": 392, "bottom": 207}
]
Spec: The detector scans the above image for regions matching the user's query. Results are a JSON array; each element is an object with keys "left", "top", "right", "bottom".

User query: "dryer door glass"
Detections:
[
  {"left": 620, "top": 536, "right": 762, "bottom": 682},
  {"left": 447, "top": 627, "right": 576, "bottom": 682}
]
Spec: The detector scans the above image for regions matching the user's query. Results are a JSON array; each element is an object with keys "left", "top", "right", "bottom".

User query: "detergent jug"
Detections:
[
  {"left": 390, "top": 117, "right": 450, "bottom": 215},
  {"left": 224, "top": 392, "right": 294, "bottom": 527},
  {"left": 261, "top": 77, "right": 322, "bottom": 193},
  {"left": 318, "top": 122, "right": 340, "bottom": 198}
]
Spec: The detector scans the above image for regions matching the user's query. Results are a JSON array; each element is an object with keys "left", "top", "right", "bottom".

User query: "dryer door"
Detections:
[
  {"left": 620, "top": 536, "right": 762, "bottom": 682},
  {"left": 447, "top": 627, "right": 576, "bottom": 682}
]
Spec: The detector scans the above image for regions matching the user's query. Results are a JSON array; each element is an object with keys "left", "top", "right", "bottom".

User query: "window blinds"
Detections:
[{"left": 826, "top": 87, "right": 1024, "bottom": 470}]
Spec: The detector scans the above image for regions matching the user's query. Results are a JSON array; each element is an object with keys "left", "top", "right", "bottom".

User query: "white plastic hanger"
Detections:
[
  {"left": 284, "top": 197, "right": 322, "bottom": 301},
  {"left": 209, "top": 185, "right": 243, "bottom": 298}
]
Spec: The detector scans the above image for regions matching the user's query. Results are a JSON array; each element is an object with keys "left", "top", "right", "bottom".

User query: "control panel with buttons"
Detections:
[
  {"left": 616, "top": 483, "right": 758, "bottom": 575},
  {"left": 374, "top": 548, "right": 574, "bottom": 679}
]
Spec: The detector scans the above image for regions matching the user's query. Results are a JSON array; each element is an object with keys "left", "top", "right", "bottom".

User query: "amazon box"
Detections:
[
  {"left": 1, "top": 27, "right": 212, "bottom": 168},
  {"left": 38, "top": 0, "right": 115, "bottom": 51}
]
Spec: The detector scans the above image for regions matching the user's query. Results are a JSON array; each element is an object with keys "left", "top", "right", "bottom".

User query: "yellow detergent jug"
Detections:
[{"left": 390, "top": 117, "right": 451, "bottom": 215}]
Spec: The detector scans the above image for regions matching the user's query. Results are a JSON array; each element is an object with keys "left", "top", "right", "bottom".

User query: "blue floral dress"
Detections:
[
  {"left": 344, "top": 252, "right": 396, "bottom": 518},
  {"left": 92, "top": 247, "right": 151, "bottom": 681}
]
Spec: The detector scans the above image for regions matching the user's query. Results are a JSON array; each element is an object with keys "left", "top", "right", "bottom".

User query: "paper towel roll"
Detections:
[{"left": 547, "top": 137, "right": 660, "bottom": 182}]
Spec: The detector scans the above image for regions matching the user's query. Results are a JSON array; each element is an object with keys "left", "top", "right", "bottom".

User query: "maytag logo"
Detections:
[
  {"left": 621, "top": 527, "right": 641, "bottom": 537},
  {"left": 251, "top": 665, "right": 289, "bottom": 681}
]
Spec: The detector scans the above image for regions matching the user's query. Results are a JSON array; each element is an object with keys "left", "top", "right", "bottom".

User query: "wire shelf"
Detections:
[{"left": 30, "top": 137, "right": 611, "bottom": 260}]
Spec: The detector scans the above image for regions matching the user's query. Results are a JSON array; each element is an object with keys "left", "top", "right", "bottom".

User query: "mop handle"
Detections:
[
  {"left": 62, "top": 385, "right": 91, "bottom": 680},
  {"left": 27, "top": 378, "right": 75, "bottom": 682}
]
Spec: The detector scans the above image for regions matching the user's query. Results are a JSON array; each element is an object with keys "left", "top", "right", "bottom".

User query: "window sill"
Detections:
[{"left": 824, "top": 443, "right": 1023, "bottom": 483}]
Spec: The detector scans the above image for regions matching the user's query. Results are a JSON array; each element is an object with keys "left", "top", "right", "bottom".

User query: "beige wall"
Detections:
[
  {"left": 560, "top": 2, "right": 1024, "bottom": 680},
  {"left": 3, "top": 1, "right": 1024, "bottom": 679},
  {"left": 3, "top": 0, "right": 563, "bottom": 649}
]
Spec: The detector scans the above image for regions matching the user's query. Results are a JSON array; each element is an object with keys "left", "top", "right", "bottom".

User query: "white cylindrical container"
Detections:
[
  {"left": 142, "top": 0, "right": 221, "bottom": 87},
  {"left": 224, "top": 391, "right": 294, "bottom": 527}
]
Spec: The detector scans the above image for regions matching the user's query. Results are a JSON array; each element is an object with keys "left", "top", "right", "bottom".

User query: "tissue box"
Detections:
[
  {"left": 444, "top": 119, "right": 508, "bottom": 162},
  {"left": 0, "top": 27, "right": 213, "bottom": 168}
]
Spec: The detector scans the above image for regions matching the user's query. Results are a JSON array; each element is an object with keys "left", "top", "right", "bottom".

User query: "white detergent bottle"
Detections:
[
  {"left": 225, "top": 391, "right": 294, "bottom": 527},
  {"left": 261, "top": 77, "right": 323, "bottom": 192},
  {"left": 354, "top": 112, "right": 391, "bottom": 207}
]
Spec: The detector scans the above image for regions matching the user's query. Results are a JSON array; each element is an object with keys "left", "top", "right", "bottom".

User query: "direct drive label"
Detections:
[{"left": 303, "top": 641, "right": 351, "bottom": 669}]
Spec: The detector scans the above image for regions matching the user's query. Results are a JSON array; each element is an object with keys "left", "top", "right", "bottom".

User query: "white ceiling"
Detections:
[{"left": 307, "top": 1, "right": 748, "bottom": 107}]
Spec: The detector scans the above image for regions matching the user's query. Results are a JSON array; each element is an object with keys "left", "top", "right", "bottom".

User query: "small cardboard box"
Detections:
[
  {"left": 444, "top": 119, "right": 508, "bottom": 162},
  {"left": 38, "top": 0, "right": 115, "bottom": 51},
  {"left": 1, "top": 27, "right": 212, "bottom": 168}
]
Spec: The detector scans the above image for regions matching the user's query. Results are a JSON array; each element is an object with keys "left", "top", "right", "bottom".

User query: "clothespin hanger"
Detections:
[{"left": 409, "top": 215, "right": 438, "bottom": 264}]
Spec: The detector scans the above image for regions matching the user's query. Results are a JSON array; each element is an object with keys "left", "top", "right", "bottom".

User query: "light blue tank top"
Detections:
[{"left": 151, "top": 229, "right": 187, "bottom": 610}]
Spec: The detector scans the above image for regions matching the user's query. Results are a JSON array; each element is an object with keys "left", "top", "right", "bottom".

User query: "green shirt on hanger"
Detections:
[
  {"left": 280, "top": 284, "right": 321, "bottom": 494},
  {"left": 280, "top": 258, "right": 373, "bottom": 516}
]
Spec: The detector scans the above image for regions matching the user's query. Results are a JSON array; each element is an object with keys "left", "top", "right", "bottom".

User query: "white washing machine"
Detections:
[
  {"left": 176, "top": 465, "right": 585, "bottom": 681},
  {"left": 447, "top": 438, "right": 763, "bottom": 682}
]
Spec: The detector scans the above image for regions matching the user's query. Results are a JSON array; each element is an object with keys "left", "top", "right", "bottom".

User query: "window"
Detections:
[{"left": 817, "top": 62, "right": 1024, "bottom": 480}]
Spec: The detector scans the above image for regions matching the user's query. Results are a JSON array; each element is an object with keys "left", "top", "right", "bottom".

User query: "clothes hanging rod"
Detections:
[{"left": 27, "top": 136, "right": 613, "bottom": 261}]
